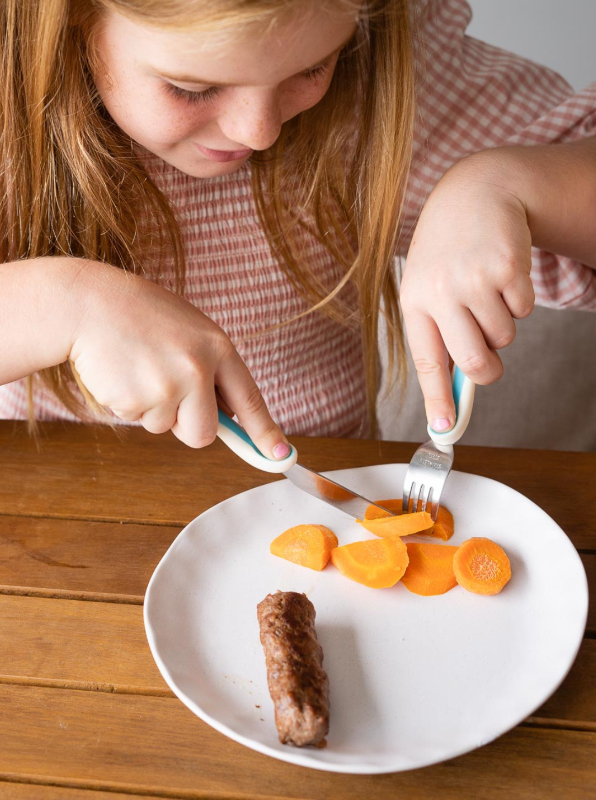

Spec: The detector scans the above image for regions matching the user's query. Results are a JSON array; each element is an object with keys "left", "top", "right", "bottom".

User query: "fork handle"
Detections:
[
  {"left": 427, "top": 366, "right": 475, "bottom": 446},
  {"left": 217, "top": 409, "right": 299, "bottom": 473}
]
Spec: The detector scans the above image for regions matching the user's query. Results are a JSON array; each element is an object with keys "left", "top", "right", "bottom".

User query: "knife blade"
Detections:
[{"left": 216, "top": 409, "right": 394, "bottom": 520}]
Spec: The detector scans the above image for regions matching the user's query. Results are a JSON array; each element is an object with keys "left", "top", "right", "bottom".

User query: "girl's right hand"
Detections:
[{"left": 69, "top": 262, "right": 290, "bottom": 458}]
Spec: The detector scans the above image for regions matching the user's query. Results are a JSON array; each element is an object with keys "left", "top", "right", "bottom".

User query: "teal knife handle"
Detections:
[
  {"left": 217, "top": 409, "right": 298, "bottom": 473},
  {"left": 427, "top": 365, "right": 475, "bottom": 446}
]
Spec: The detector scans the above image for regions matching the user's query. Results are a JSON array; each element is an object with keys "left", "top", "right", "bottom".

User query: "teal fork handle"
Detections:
[{"left": 427, "top": 366, "right": 475, "bottom": 446}]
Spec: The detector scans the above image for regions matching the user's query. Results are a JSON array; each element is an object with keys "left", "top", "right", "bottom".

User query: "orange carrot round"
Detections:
[
  {"left": 330, "top": 537, "right": 409, "bottom": 589},
  {"left": 453, "top": 537, "right": 511, "bottom": 595},
  {"left": 270, "top": 525, "right": 338, "bottom": 571},
  {"left": 401, "top": 543, "right": 459, "bottom": 596},
  {"left": 364, "top": 499, "right": 454, "bottom": 541}
]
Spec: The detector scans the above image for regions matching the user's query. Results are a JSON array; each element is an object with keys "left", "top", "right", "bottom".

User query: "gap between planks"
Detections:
[
  {"left": 0, "top": 586, "right": 144, "bottom": 605},
  {"left": 0, "top": 511, "right": 189, "bottom": 528},
  {"left": 0, "top": 774, "right": 291, "bottom": 800}
]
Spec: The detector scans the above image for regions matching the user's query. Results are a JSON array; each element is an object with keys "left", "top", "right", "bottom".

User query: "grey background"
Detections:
[
  {"left": 467, "top": 0, "right": 596, "bottom": 91},
  {"left": 377, "top": 1, "right": 596, "bottom": 451}
]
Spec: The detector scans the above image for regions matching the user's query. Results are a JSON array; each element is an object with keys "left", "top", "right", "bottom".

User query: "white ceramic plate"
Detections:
[{"left": 144, "top": 465, "right": 588, "bottom": 774}]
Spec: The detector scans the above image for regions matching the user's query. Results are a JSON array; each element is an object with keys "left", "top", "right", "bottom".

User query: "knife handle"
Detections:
[
  {"left": 427, "top": 365, "right": 475, "bottom": 446},
  {"left": 216, "top": 409, "right": 299, "bottom": 473}
]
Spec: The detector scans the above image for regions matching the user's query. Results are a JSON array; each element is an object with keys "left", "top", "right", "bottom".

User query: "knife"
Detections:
[{"left": 216, "top": 409, "right": 393, "bottom": 519}]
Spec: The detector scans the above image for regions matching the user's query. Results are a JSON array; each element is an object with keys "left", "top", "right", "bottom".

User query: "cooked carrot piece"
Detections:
[
  {"left": 357, "top": 511, "right": 433, "bottom": 538},
  {"left": 364, "top": 499, "right": 454, "bottom": 541},
  {"left": 453, "top": 537, "right": 511, "bottom": 595},
  {"left": 401, "top": 543, "right": 459, "bottom": 596},
  {"left": 330, "top": 537, "right": 409, "bottom": 589},
  {"left": 270, "top": 525, "right": 338, "bottom": 571}
]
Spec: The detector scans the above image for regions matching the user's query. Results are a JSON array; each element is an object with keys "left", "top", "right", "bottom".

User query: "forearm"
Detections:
[
  {"left": 0, "top": 257, "right": 86, "bottom": 385},
  {"left": 450, "top": 137, "right": 596, "bottom": 268}
]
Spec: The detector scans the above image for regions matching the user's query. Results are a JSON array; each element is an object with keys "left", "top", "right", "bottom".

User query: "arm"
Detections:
[
  {"left": 456, "top": 137, "right": 596, "bottom": 269},
  {"left": 0, "top": 257, "right": 290, "bottom": 457},
  {"left": 0, "top": 257, "right": 83, "bottom": 384}
]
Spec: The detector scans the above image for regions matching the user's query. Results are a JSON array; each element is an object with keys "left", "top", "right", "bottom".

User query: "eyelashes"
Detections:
[
  {"left": 164, "top": 84, "right": 221, "bottom": 105},
  {"left": 163, "top": 57, "right": 334, "bottom": 105}
]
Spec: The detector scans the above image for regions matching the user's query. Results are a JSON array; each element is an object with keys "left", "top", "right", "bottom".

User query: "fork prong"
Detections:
[
  {"left": 420, "top": 485, "right": 429, "bottom": 513},
  {"left": 403, "top": 480, "right": 414, "bottom": 515},
  {"left": 412, "top": 483, "right": 423, "bottom": 514}
]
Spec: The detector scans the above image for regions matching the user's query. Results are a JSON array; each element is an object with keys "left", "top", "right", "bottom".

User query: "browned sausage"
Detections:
[{"left": 257, "top": 591, "right": 329, "bottom": 747}]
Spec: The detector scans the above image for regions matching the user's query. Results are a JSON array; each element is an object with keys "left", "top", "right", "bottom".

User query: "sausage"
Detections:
[{"left": 257, "top": 591, "right": 329, "bottom": 747}]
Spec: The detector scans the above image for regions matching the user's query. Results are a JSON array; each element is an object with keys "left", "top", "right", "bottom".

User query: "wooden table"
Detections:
[{"left": 0, "top": 421, "right": 594, "bottom": 800}]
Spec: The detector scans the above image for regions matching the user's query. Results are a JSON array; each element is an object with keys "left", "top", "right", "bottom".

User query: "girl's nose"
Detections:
[{"left": 218, "top": 89, "right": 283, "bottom": 152}]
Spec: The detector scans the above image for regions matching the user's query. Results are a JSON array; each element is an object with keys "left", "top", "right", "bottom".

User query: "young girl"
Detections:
[{"left": 1, "top": 0, "right": 595, "bottom": 456}]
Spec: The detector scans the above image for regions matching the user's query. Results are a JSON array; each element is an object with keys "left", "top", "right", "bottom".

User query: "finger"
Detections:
[
  {"left": 469, "top": 292, "right": 516, "bottom": 351},
  {"left": 140, "top": 402, "right": 179, "bottom": 435},
  {"left": 171, "top": 387, "right": 219, "bottom": 449},
  {"left": 110, "top": 406, "right": 143, "bottom": 423},
  {"left": 402, "top": 307, "right": 455, "bottom": 431},
  {"left": 501, "top": 272, "right": 535, "bottom": 319},
  {"left": 215, "top": 386, "right": 234, "bottom": 418},
  {"left": 215, "top": 348, "right": 290, "bottom": 460},
  {"left": 436, "top": 306, "right": 504, "bottom": 385}
]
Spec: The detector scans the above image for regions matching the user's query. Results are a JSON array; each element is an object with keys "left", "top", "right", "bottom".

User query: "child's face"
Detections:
[{"left": 93, "top": 8, "right": 357, "bottom": 178}]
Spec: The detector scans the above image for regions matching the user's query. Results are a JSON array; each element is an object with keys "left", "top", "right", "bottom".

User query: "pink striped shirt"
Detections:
[{"left": 2, "top": 0, "right": 595, "bottom": 430}]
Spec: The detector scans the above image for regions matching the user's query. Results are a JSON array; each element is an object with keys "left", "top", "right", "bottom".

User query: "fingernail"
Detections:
[
  {"left": 273, "top": 442, "right": 290, "bottom": 459},
  {"left": 432, "top": 418, "right": 452, "bottom": 432}
]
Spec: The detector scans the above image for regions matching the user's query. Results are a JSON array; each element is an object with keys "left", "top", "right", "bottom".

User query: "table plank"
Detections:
[
  {"left": 1, "top": 596, "right": 593, "bottom": 726},
  {"left": 0, "top": 784, "right": 165, "bottom": 800},
  {"left": 0, "top": 685, "right": 594, "bottom": 800},
  {"left": 0, "top": 516, "right": 179, "bottom": 600},
  {"left": 0, "top": 423, "right": 594, "bottom": 549},
  {"left": 0, "top": 516, "right": 593, "bottom": 608},
  {"left": 0, "top": 596, "right": 169, "bottom": 693}
]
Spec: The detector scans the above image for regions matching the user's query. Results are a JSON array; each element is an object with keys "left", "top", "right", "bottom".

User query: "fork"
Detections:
[{"left": 403, "top": 366, "right": 475, "bottom": 521}]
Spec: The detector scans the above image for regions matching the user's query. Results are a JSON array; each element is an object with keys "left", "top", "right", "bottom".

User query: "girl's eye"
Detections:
[
  {"left": 164, "top": 83, "right": 221, "bottom": 104},
  {"left": 302, "top": 58, "right": 333, "bottom": 81}
]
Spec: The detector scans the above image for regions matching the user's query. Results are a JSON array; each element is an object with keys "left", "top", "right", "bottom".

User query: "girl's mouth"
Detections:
[{"left": 194, "top": 143, "right": 253, "bottom": 162}]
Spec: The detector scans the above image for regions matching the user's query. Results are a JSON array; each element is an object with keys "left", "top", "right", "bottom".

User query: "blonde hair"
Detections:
[{"left": 0, "top": 0, "right": 415, "bottom": 436}]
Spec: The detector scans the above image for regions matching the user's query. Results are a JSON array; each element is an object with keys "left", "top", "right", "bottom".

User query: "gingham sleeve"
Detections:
[{"left": 401, "top": 0, "right": 596, "bottom": 310}]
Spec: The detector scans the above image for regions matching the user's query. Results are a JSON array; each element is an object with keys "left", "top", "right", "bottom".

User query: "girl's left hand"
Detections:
[{"left": 399, "top": 155, "right": 535, "bottom": 433}]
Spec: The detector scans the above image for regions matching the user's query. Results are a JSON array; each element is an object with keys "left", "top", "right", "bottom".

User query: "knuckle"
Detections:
[
  {"left": 142, "top": 418, "right": 172, "bottom": 435},
  {"left": 458, "top": 352, "right": 489, "bottom": 376},
  {"left": 514, "top": 301, "right": 534, "bottom": 319},
  {"left": 188, "top": 432, "right": 217, "bottom": 449},
  {"left": 242, "top": 383, "right": 267, "bottom": 417},
  {"left": 412, "top": 357, "right": 444, "bottom": 377},
  {"left": 492, "top": 330, "right": 515, "bottom": 349}
]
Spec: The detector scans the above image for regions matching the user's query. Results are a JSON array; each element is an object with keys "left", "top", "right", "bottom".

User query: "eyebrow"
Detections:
[{"left": 156, "top": 31, "right": 355, "bottom": 86}]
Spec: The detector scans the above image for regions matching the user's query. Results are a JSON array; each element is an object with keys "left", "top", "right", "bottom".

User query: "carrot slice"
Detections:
[
  {"left": 357, "top": 511, "right": 433, "bottom": 538},
  {"left": 364, "top": 498, "right": 454, "bottom": 541},
  {"left": 330, "top": 538, "right": 409, "bottom": 589},
  {"left": 270, "top": 524, "right": 338, "bottom": 571},
  {"left": 402, "top": 543, "right": 459, "bottom": 596},
  {"left": 453, "top": 537, "right": 511, "bottom": 595}
]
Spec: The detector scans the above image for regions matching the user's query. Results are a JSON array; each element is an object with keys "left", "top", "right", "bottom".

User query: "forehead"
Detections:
[{"left": 100, "top": 6, "right": 358, "bottom": 84}]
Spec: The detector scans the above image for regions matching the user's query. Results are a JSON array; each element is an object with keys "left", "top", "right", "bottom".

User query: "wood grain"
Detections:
[
  {"left": 0, "top": 685, "right": 595, "bottom": 800},
  {"left": 0, "top": 516, "right": 180, "bottom": 599},
  {"left": 0, "top": 596, "right": 593, "bottom": 725},
  {"left": 0, "top": 422, "right": 593, "bottom": 798},
  {"left": 0, "top": 423, "right": 594, "bottom": 549}
]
